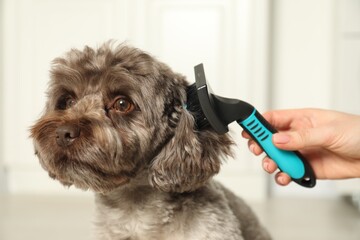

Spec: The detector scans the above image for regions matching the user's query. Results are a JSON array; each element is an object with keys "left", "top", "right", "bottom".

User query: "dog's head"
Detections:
[{"left": 30, "top": 43, "right": 233, "bottom": 193}]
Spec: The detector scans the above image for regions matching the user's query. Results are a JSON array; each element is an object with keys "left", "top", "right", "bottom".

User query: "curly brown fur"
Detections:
[{"left": 30, "top": 42, "right": 271, "bottom": 240}]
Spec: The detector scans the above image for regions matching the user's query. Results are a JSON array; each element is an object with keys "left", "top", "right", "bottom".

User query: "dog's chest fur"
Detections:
[
  {"left": 95, "top": 186, "right": 190, "bottom": 240},
  {"left": 94, "top": 180, "right": 248, "bottom": 240}
]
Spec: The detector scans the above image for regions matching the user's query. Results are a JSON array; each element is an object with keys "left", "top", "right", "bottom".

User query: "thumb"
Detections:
[{"left": 273, "top": 128, "right": 328, "bottom": 151}]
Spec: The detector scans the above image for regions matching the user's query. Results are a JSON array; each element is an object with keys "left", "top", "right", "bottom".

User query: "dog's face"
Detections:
[{"left": 30, "top": 43, "right": 233, "bottom": 193}]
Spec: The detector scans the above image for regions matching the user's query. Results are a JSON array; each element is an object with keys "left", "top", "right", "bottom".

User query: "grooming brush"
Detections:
[{"left": 186, "top": 63, "right": 316, "bottom": 188}]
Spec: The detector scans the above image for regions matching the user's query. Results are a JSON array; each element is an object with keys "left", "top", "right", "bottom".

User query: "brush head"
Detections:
[
  {"left": 185, "top": 64, "right": 229, "bottom": 133},
  {"left": 186, "top": 63, "right": 254, "bottom": 133},
  {"left": 186, "top": 83, "right": 210, "bottom": 130}
]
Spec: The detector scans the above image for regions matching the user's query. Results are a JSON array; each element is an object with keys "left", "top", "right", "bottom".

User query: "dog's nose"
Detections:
[{"left": 56, "top": 124, "right": 80, "bottom": 147}]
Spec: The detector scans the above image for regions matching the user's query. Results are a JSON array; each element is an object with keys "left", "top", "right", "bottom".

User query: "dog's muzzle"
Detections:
[{"left": 56, "top": 124, "right": 80, "bottom": 147}]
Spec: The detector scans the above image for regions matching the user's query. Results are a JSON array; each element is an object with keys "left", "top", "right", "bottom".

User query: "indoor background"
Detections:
[{"left": 0, "top": 0, "right": 359, "bottom": 239}]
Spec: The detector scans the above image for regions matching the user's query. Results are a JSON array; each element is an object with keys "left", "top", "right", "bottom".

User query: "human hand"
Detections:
[{"left": 242, "top": 108, "right": 360, "bottom": 186}]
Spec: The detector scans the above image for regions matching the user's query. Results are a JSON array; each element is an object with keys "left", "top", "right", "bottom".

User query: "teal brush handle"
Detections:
[{"left": 239, "top": 109, "right": 316, "bottom": 188}]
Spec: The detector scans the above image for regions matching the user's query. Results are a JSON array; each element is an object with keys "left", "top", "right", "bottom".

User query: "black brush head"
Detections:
[
  {"left": 186, "top": 63, "right": 254, "bottom": 134},
  {"left": 186, "top": 83, "right": 210, "bottom": 130}
]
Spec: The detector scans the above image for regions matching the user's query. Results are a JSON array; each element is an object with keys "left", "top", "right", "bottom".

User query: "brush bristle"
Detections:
[{"left": 186, "top": 83, "right": 210, "bottom": 130}]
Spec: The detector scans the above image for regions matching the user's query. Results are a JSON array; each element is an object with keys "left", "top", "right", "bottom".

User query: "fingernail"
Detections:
[
  {"left": 277, "top": 176, "right": 284, "bottom": 184},
  {"left": 273, "top": 133, "right": 291, "bottom": 144},
  {"left": 249, "top": 144, "right": 255, "bottom": 154},
  {"left": 277, "top": 176, "right": 286, "bottom": 185},
  {"left": 263, "top": 162, "right": 269, "bottom": 172}
]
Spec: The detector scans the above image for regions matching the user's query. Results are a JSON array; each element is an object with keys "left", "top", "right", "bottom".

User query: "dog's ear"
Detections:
[{"left": 149, "top": 88, "right": 233, "bottom": 193}]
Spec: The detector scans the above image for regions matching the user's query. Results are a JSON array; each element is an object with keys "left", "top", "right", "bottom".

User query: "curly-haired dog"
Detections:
[{"left": 30, "top": 43, "right": 271, "bottom": 240}]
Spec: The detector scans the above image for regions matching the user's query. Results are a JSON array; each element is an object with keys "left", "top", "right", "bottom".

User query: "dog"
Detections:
[{"left": 30, "top": 42, "right": 271, "bottom": 240}]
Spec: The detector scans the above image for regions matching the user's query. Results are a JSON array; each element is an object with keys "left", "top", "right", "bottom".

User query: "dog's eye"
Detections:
[
  {"left": 111, "top": 96, "right": 135, "bottom": 114},
  {"left": 65, "top": 98, "right": 76, "bottom": 108},
  {"left": 56, "top": 96, "right": 76, "bottom": 110}
]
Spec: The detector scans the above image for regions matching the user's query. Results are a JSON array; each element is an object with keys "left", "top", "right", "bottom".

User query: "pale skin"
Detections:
[{"left": 242, "top": 108, "right": 360, "bottom": 186}]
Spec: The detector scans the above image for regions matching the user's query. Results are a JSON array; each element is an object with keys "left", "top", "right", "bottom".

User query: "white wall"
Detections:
[
  {"left": 271, "top": 0, "right": 335, "bottom": 109},
  {"left": 0, "top": 0, "right": 6, "bottom": 193},
  {"left": 333, "top": 0, "right": 360, "bottom": 114}
]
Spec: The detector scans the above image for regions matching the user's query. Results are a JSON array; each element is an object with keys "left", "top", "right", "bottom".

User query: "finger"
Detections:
[
  {"left": 275, "top": 172, "right": 292, "bottom": 186},
  {"left": 241, "top": 130, "right": 251, "bottom": 139},
  {"left": 248, "top": 140, "right": 263, "bottom": 156},
  {"left": 243, "top": 130, "right": 263, "bottom": 155},
  {"left": 262, "top": 157, "right": 278, "bottom": 173},
  {"left": 263, "top": 109, "right": 311, "bottom": 131},
  {"left": 273, "top": 127, "right": 331, "bottom": 151},
  {"left": 242, "top": 131, "right": 262, "bottom": 153}
]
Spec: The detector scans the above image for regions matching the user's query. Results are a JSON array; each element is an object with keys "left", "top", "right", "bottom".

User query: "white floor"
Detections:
[{"left": 1, "top": 194, "right": 360, "bottom": 240}]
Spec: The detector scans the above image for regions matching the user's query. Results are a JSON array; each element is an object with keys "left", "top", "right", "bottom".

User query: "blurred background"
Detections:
[{"left": 0, "top": 0, "right": 359, "bottom": 239}]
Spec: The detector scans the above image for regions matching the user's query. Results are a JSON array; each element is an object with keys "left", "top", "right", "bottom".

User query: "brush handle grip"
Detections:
[{"left": 239, "top": 110, "right": 316, "bottom": 188}]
